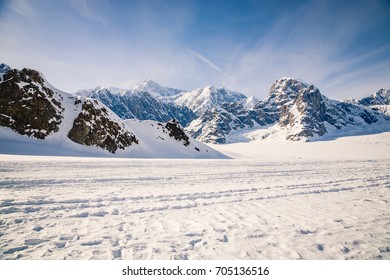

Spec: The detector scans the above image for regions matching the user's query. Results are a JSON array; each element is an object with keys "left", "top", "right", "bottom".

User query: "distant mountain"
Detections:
[
  {"left": 77, "top": 76, "right": 390, "bottom": 143},
  {"left": 174, "top": 86, "right": 247, "bottom": 114},
  {"left": 134, "top": 79, "right": 184, "bottom": 98},
  {"left": 77, "top": 83, "right": 196, "bottom": 127},
  {"left": 271, "top": 78, "right": 387, "bottom": 140},
  {"left": 359, "top": 88, "right": 390, "bottom": 106},
  {"left": 0, "top": 64, "right": 225, "bottom": 158},
  {"left": 0, "top": 63, "right": 11, "bottom": 76}
]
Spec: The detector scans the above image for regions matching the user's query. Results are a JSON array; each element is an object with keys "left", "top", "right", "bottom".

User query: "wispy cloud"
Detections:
[
  {"left": 225, "top": 0, "right": 390, "bottom": 98},
  {"left": 8, "top": 0, "right": 39, "bottom": 18},
  {"left": 1, "top": 0, "right": 389, "bottom": 99},
  {"left": 189, "top": 49, "right": 223, "bottom": 73},
  {"left": 71, "top": 0, "right": 108, "bottom": 27}
]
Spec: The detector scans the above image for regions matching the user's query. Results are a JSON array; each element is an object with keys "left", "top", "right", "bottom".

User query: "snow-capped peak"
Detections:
[
  {"left": 0, "top": 63, "right": 11, "bottom": 74},
  {"left": 133, "top": 79, "right": 184, "bottom": 98},
  {"left": 359, "top": 88, "right": 390, "bottom": 106},
  {"left": 175, "top": 85, "right": 247, "bottom": 115},
  {"left": 0, "top": 63, "right": 12, "bottom": 82}
]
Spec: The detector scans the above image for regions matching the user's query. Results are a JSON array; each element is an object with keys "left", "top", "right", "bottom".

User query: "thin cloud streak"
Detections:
[
  {"left": 8, "top": 0, "right": 39, "bottom": 18},
  {"left": 71, "top": 0, "right": 108, "bottom": 27},
  {"left": 189, "top": 49, "right": 223, "bottom": 73},
  {"left": 224, "top": 0, "right": 390, "bottom": 98},
  {"left": 0, "top": 0, "right": 389, "bottom": 99}
]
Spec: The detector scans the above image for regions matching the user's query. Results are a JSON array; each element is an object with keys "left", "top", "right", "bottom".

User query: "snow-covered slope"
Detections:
[
  {"left": 0, "top": 64, "right": 225, "bottom": 158},
  {"left": 121, "top": 119, "right": 227, "bottom": 158}
]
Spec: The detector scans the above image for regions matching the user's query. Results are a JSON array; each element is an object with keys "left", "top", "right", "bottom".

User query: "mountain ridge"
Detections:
[
  {"left": 2, "top": 63, "right": 389, "bottom": 145},
  {"left": 0, "top": 64, "right": 225, "bottom": 158}
]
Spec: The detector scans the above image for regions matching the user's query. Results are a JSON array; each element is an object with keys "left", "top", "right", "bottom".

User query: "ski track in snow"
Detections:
[{"left": 0, "top": 157, "right": 389, "bottom": 260}]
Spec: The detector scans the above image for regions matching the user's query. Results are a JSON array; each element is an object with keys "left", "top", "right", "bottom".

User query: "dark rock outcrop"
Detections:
[
  {"left": 0, "top": 68, "right": 63, "bottom": 139},
  {"left": 164, "top": 119, "right": 190, "bottom": 146},
  {"left": 68, "top": 100, "right": 138, "bottom": 153}
]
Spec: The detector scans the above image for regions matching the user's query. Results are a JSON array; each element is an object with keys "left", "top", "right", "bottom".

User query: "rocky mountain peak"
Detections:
[
  {"left": 0, "top": 63, "right": 11, "bottom": 74},
  {"left": 267, "top": 77, "right": 311, "bottom": 102},
  {"left": 359, "top": 88, "right": 390, "bottom": 106},
  {"left": 134, "top": 79, "right": 183, "bottom": 97}
]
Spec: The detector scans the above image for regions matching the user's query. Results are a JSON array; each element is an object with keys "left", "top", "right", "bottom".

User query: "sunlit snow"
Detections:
[{"left": 0, "top": 133, "right": 389, "bottom": 260}]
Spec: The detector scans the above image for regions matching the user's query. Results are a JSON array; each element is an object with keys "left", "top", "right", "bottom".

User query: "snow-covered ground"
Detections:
[{"left": 1, "top": 132, "right": 389, "bottom": 260}]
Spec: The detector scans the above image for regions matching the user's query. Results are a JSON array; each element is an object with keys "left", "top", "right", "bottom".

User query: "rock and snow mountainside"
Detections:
[
  {"left": 79, "top": 77, "right": 390, "bottom": 143},
  {"left": 175, "top": 86, "right": 256, "bottom": 143},
  {"left": 77, "top": 85, "right": 196, "bottom": 127},
  {"left": 3, "top": 62, "right": 388, "bottom": 147},
  {"left": 184, "top": 78, "right": 390, "bottom": 143},
  {"left": 0, "top": 64, "right": 225, "bottom": 158},
  {"left": 358, "top": 88, "right": 390, "bottom": 106},
  {"left": 256, "top": 77, "right": 389, "bottom": 141}
]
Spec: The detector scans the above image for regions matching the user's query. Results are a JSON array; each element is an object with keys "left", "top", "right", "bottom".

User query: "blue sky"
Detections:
[{"left": 1, "top": 0, "right": 389, "bottom": 99}]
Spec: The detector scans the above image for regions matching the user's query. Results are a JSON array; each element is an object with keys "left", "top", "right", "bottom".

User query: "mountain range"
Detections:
[
  {"left": 77, "top": 76, "right": 390, "bottom": 144},
  {"left": 1, "top": 63, "right": 389, "bottom": 157}
]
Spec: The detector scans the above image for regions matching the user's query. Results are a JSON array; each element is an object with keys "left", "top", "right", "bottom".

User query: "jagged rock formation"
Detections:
[
  {"left": 68, "top": 99, "right": 138, "bottom": 153},
  {"left": 164, "top": 119, "right": 190, "bottom": 146},
  {"left": 263, "top": 78, "right": 384, "bottom": 141},
  {"left": 176, "top": 86, "right": 254, "bottom": 144},
  {"left": 359, "top": 89, "right": 390, "bottom": 106},
  {"left": 0, "top": 67, "right": 63, "bottom": 139},
  {"left": 78, "top": 87, "right": 196, "bottom": 127}
]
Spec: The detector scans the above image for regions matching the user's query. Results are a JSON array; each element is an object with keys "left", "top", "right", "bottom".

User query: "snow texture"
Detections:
[{"left": 0, "top": 132, "right": 389, "bottom": 260}]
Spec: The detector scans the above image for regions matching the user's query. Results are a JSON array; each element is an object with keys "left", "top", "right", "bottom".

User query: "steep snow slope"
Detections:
[{"left": 121, "top": 119, "right": 227, "bottom": 158}]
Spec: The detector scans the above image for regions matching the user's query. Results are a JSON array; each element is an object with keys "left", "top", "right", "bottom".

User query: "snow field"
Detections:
[{"left": 0, "top": 156, "right": 389, "bottom": 260}]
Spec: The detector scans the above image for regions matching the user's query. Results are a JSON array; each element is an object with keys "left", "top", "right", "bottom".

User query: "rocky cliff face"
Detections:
[
  {"left": 164, "top": 119, "right": 190, "bottom": 146},
  {"left": 0, "top": 67, "right": 63, "bottom": 139},
  {"left": 68, "top": 99, "right": 138, "bottom": 153},
  {"left": 270, "top": 78, "right": 384, "bottom": 140},
  {"left": 177, "top": 86, "right": 255, "bottom": 144}
]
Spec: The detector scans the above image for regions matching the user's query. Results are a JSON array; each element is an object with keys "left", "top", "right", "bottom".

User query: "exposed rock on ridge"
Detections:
[
  {"left": 0, "top": 67, "right": 63, "bottom": 139},
  {"left": 68, "top": 100, "right": 138, "bottom": 153}
]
